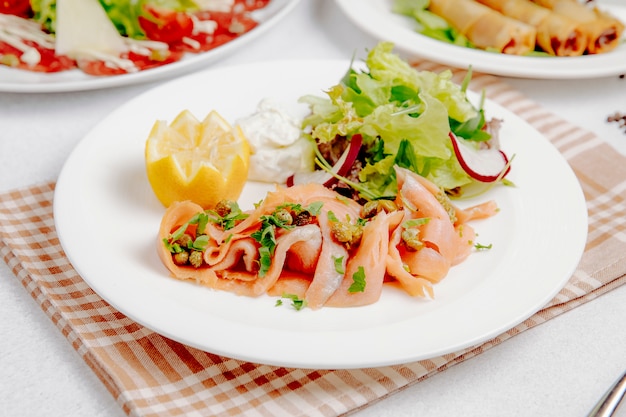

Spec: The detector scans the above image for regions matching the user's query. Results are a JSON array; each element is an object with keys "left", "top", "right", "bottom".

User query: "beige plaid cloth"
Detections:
[{"left": 1, "top": 65, "right": 625, "bottom": 417}]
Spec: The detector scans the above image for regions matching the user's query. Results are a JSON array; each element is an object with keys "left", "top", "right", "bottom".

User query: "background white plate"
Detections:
[
  {"left": 0, "top": 0, "right": 300, "bottom": 93},
  {"left": 54, "top": 59, "right": 588, "bottom": 369},
  {"left": 334, "top": 0, "right": 626, "bottom": 79}
]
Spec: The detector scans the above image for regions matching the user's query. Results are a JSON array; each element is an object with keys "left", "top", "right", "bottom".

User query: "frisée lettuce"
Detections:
[{"left": 298, "top": 42, "right": 497, "bottom": 201}]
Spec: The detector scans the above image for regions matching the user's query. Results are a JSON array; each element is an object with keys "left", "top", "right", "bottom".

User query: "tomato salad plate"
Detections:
[
  {"left": 334, "top": 0, "right": 626, "bottom": 79},
  {"left": 54, "top": 59, "right": 587, "bottom": 369},
  {"left": 0, "top": 0, "right": 300, "bottom": 93}
]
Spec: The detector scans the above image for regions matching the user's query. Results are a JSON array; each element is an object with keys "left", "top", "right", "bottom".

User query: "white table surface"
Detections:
[{"left": 1, "top": 1, "right": 625, "bottom": 416}]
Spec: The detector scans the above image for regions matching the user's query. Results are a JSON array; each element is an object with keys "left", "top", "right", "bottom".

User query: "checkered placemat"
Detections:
[{"left": 1, "top": 66, "right": 625, "bottom": 417}]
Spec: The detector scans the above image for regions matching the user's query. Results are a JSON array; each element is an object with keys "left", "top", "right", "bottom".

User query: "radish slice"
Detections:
[
  {"left": 449, "top": 132, "right": 510, "bottom": 183},
  {"left": 288, "top": 134, "right": 363, "bottom": 187}
]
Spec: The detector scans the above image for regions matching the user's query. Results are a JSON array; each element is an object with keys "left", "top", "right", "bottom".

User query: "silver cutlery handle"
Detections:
[{"left": 587, "top": 370, "right": 626, "bottom": 417}]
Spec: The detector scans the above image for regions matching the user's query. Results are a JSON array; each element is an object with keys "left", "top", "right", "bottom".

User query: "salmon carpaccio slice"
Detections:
[{"left": 157, "top": 174, "right": 499, "bottom": 309}]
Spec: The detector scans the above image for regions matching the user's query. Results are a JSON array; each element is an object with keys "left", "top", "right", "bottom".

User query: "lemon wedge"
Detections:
[{"left": 145, "top": 110, "right": 250, "bottom": 209}]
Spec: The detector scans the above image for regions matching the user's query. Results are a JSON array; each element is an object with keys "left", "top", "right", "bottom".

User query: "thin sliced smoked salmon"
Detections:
[{"left": 156, "top": 171, "right": 499, "bottom": 309}]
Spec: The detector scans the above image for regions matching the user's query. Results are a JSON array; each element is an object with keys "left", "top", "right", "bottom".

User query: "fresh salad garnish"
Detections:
[{"left": 294, "top": 41, "right": 511, "bottom": 202}]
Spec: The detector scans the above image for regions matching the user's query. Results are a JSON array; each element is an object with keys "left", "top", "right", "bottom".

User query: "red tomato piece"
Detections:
[
  {"left": 138, "top": 5, "right": 194, "bottom": 44},
  {"left": 78, "top": 49, "right": 184, "bottom": 76},
  {"left": 175, "top": 10, "right": 259, "bottom": 53},
  {"left": 0, "top": 0, "right": 32, "bottom": 17},
  {"left": 0, "top": 40, "right": 76, "bottom": 72}
]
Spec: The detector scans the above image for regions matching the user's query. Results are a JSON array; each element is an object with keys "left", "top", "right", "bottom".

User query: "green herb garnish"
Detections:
[
  {"left": 280, "top": 293, "right": 308, "bottom": 311},
  {"left": 332, "top": 255, "right": 345, "bottom": 274},
  {"left": 348, "top": 266, "right": 366, "bottom": 293},
  {"left": 474, "top": 242, "right": 493, "bottom": 250}
]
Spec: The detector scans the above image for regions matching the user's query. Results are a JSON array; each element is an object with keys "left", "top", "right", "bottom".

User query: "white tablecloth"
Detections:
[{"left": 1, "top": 1, "right": 625, "bottom": 416}]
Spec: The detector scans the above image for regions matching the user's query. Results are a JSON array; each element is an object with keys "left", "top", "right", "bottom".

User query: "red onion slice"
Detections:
[
  {"left": 449, "top": 132, "right": 510, "bottom": 183},
  {"left": 288, "top": 134, "right": 363, "bottom": 187}
]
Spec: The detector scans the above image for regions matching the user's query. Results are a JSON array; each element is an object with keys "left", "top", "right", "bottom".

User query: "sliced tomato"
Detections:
[
  {"left": 211, "top": 11, "right": 259, "bottom": 35},
  {"left": 0, "top": 40, "right": 76, "bottom": 72},
  {"left": 138, "top": 5, "right": 194, "bottom": 44},
  {"left": 0, "top": 0, "right": 32, "bottom": 17},
  {"left": 176, "top": 10, "right": 259, "bottom": 53},
  {"left": 78, "top": 49, "right": 184, "bottom": 76}
]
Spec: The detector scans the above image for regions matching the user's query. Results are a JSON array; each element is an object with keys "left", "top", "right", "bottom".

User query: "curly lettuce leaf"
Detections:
[
  {"left": 299, "top": 85, "right": 363, "bottom": 143},
  {"left": 299, "top": 41, "right": 487, "bottom": 198},
  {"left": 30, "top": 0, "right": 57, "bottom": 32}
]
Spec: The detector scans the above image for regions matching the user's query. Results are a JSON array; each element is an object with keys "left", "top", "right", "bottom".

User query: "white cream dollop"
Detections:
[{"left": 236, "top": 99, "right": 315, "bottom": 184}]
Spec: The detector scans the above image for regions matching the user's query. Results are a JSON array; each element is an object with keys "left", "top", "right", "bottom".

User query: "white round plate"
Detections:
[
  {"left": 334, "top": 0, "right": 626, "bottom": 79},
  {"left": 0, "top": 0, "right": 300, "bottom": 93},
  {"left": 54, "top": 59, "right": 588, "bottom": 369}
]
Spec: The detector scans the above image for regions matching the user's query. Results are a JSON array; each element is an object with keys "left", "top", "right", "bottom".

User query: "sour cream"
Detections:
[{"left": 236, "top": 99, "right": 315, "bottom": 184}]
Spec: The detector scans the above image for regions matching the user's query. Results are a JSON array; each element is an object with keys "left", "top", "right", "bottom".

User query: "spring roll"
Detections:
[
  {"left": 476, "top": 0, "right": 587, "bottom": 56},
  {"left": 531, "top": 0, "right": 624, "bottom": 54},
  {"left": 429, "top": 0, "right": 537, "bottom": 55}
]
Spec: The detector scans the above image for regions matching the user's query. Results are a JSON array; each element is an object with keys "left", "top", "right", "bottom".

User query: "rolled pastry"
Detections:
[
  {"left": 429, "top": 0, "right": 537, "bottom": 55},
  {"left": 476, "top": 0, "right": 587, "bottom": 56},
  {"left": 531, "top": 0, "right": 624, "bottom": 53}
]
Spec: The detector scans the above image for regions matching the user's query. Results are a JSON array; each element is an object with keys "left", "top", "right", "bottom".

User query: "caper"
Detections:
[
  {"left": 401, "top": 228, "right": 423, "bottom": 251},
  {"left": 331, "top": 222, "right": 353, "bottom": 243},
  {"left": 361, "top": 200, "right": 398, "bottom": 218},
  {"left": 215, "top": 200, "right": 232, "bottom": 217},
  {"left": 275, "top": 209, "right": 293, "bottom": 225},
  {"left": 349, "top": 224, "right": 363, "bottom": 246},
  {"left": 331, "top": 222, "right": 363, "bottom": 248},
  {"left": 361, "top": 201, "right": 379, "bottom": 219},
  {"left": 189, "top": 250, "right": 204, "bottom": 268},
  {"left": 173, "top": 251, "right": 189, "bottom": 266},
  {"left": 293, "top": 210, "right": 312, "bottom": 226},
  {"left": 378, "top": 199, "right": 398, "bottom": 213},
  {"left": 175, "top": 233, "right": 193, "bottom": 248}
]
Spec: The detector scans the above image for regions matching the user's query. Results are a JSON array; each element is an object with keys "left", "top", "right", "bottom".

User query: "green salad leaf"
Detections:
[
  {"left": 30, "top": 0, "right": 198, "bottom": 37},
  {"left": 299, "top": 42, "right": 491, "bottom": 200},
  {"left": 30, "top": 0, "right": 57, "bottom": 32}
]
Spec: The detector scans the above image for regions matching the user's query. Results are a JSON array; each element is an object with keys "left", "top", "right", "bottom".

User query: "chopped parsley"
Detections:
[
  {"left": 474, "top": 242, "right": 493, "bottom": 250},
  {"left": 163, "top": 212, "right": 210, "bottom": 253},
  {"left": 327, "top": 210, "right": 339, "bottom": 222},
  {"left": 278, "top": 293, "right": 307, "bottom": 311},
  {"left": 251, "top": 217, "right": 280, "bottom": 277},
  {"left": 332, "top": 255, "right": 345, "bottom": 274},
  {"left": 348, "top": 266, "right": 366, "bottom": 293},
  {"left": 402, "top": 218, "right": 430, "bottom": 228}
]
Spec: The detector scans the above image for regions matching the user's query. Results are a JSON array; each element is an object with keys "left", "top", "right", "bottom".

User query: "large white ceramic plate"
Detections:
[
  {"left": 334, "top": 0, "right": 626, "bottom": 79},
  {"left": 0, "top": 0, "right": 299, "bottom": 93},
  {"left": 54, "top": 59, "right": 588, "bottom": 369}
]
